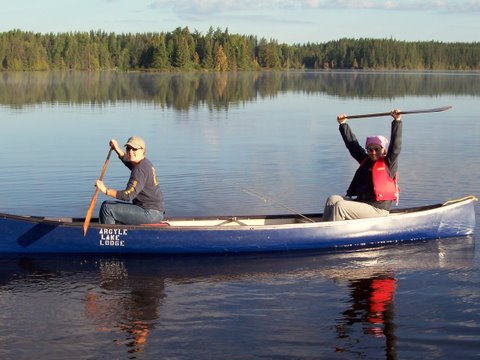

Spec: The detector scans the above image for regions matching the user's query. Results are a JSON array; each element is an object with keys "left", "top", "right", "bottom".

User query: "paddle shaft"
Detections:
[
  {"left": 346, "top": 105, "right": 452, "bottom": 119},
  {"left": 83, "top": 148, "right": 113, "bottom": 236}
]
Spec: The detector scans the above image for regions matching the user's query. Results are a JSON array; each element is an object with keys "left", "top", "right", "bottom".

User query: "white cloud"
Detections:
[{"left": 148, "top": 0, "right": 480, "bottom": 14}]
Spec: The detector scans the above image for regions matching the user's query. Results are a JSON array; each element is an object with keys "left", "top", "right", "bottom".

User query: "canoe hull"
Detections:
[{"left": 0, "top": 197, "right": 476, "bottom": 254}]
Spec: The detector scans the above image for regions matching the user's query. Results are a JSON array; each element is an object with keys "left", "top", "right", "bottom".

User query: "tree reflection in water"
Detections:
[{"left": 1, "top": 71, "right": 479, "bottom": 110}]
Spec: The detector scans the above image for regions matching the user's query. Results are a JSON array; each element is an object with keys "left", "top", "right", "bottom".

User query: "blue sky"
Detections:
[{"left": 1, "top": 0, "right": 479, "bottom": 44}]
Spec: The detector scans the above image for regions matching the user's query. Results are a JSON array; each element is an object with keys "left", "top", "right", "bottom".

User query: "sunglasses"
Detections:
[
  {"left": 367, "top": 146, "right": 383, "bottom": 153},
  {"left": 126, "top": 146, "right": 140, "bottom": 152}
]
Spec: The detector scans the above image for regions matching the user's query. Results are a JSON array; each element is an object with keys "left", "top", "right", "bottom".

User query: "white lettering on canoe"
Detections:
[
  {"left": 99, "top": 228, "right": 128, "bottom": 235},
  {"left": 98, "top": 228, "right": 128, "bottom": 247}
]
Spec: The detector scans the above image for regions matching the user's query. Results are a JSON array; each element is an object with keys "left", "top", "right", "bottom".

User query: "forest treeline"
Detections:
[{"left": 1, "top": 27, "right": 479, "bottom": 71}]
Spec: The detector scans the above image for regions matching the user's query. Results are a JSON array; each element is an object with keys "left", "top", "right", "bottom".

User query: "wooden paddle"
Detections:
[
  {"left": 346, "top": 105, "right": 452, "bottom": 119},
  {"left": 83, "top": 148, "right": 113, "bottom": 236}
]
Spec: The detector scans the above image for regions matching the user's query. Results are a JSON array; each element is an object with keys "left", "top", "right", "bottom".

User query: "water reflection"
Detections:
[
  {"left": 0, "top": 237, "right": 474, "bottom": 358},
  {"left": 1, "top": 71, "right": 479, "bottom": 109},
  {"left": 337, "top": 275, "right": 397, "bottom": 359},
  {"left": 84, "top": 258, "right": 164, "bottom": 355}
]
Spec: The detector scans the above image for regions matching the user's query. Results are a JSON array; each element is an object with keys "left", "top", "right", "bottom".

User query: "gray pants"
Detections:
[{"left": 322, "top": 195, "right": 389, "bottom": 221}]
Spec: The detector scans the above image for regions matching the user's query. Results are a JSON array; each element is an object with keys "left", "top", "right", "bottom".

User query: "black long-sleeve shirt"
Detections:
[{"left": 339, "top": 120, "right": 402, "bottom": 210}]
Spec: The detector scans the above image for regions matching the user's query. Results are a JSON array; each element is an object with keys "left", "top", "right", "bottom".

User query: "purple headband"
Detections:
[{"left": 365, "top": 135, "right": 388, "bottom": 149}]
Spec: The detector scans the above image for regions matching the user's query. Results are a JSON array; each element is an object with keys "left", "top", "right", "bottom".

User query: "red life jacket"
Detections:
[{"left": 370, "top": 158, "right": 399, "bottom": 203}]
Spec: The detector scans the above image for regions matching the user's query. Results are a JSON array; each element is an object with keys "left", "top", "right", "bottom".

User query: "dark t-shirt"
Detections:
[{"left": 115, "top": 157, "right": 165, "bottom": 212}]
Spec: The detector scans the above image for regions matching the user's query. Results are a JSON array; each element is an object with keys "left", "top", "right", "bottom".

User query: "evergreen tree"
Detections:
[{"left": 214, "top": 44, "right": 228, "bottom": 71}]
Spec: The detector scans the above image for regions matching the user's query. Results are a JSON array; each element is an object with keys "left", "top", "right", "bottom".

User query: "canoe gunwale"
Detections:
[{"left": 0, "top": 195, "right": 476, "bottom": 231}]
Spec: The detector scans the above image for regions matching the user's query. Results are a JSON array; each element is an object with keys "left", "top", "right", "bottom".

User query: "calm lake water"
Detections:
[{"left": 0, "top": 71, "right": 479, "bottom": 359}]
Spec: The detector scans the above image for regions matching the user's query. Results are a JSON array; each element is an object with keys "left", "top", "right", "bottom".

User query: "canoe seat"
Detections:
[{"left": 140, "top": 222, "right": 170, "bottom": 227}]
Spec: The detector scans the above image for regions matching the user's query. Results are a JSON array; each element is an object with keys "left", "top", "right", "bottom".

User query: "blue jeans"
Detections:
[{"left": 99, "top": 201, "right": 164, "bottom": 225}]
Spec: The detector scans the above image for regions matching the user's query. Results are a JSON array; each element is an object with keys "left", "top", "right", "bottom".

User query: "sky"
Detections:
[{"left": 1, "top": 0, "right": 479, "bottom": 44}]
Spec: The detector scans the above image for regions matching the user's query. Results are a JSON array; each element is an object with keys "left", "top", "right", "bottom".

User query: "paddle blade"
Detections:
[
  {"left": 83, "top": 189, "right": 99, "bottom": 236},
  {"left": 400, "top": 105, "right": 452, "bottom": 115},
  {"left": 82, "top": 148, "right": 113, "bottom": 237}
]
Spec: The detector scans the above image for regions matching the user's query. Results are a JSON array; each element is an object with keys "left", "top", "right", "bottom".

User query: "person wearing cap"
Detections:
[
  {"left": 322, "top": 109, "right": 402, "bottom": 221},
  {"left": 96, "top": 136, "right": 165, "bottom": 224}
]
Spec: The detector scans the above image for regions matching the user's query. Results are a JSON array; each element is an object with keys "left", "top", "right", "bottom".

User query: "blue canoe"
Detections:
[{"left": 0, "top": 196, "right": 476, "bottom": 254}]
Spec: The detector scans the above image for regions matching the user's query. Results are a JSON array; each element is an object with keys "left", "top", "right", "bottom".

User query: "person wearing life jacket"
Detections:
[{"left": 322, "top": 109, "right": 402, "bottom": 221}]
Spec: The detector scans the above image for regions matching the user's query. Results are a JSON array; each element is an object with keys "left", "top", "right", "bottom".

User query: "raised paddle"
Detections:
[
  {"left": 83, "top": 148, "right": 113, "bottom": 236},
  {"left": 346, "top": 105, "right": 452, "bottom": 119}
]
